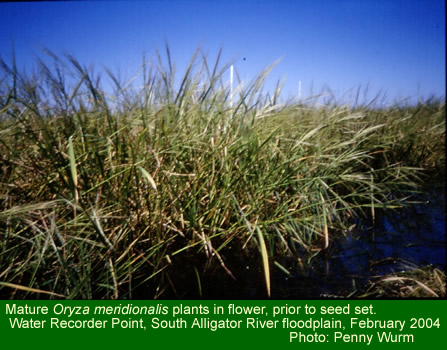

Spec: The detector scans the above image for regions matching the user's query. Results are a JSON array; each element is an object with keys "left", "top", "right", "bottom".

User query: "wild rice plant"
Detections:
[{"left": 0, "top": 46, "right": 444, "bottom": 298}]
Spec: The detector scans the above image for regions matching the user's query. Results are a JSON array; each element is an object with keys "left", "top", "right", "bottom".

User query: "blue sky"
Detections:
[{"left": 0, "top": 0, "right": 445, "bottom": 104}]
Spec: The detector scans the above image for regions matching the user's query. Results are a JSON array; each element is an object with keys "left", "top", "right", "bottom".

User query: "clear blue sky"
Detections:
[{"left": 1, "top": 0, "right": 445, "bottom": 104}]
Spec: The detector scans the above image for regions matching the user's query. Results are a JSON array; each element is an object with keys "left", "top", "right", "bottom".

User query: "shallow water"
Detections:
[{"left": 274, "top": 191, "right": 446, "bottom": 298}]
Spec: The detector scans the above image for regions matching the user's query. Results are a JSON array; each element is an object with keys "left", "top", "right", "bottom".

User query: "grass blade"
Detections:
[
  {"left": 256, "top": 226, "right": 271, "bottom": 298},
  {"left": 137, "top": 166, "right": 157, "bottom": 191},
  {"left": 0, "top": 281, "right": 65, "bottom": 298}
]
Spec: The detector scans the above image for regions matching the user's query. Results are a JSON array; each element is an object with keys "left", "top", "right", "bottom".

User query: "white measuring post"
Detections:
[
  {"left": 230, "top": 64, "right": 234, "bottom": 108},
  {"left": 298, "top": 80, "right": 302, "bottom": 102}
]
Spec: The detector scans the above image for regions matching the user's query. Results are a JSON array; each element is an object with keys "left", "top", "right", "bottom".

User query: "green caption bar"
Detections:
[{"left": 1, "top": 300, "right": 445, "bottom": 349}]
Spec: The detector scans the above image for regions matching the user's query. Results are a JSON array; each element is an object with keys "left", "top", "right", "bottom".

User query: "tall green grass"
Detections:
[{"left": 0, "top": 46, "right": 445, "bottom": 298}]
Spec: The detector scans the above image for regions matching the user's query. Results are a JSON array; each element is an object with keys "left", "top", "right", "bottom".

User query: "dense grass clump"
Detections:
[{"left": 0, "top": 47, "right": 445, "bottom": 299}]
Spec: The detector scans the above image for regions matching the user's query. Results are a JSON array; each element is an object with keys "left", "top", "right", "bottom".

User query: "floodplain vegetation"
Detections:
[{"left": 0, "top": 47, "right": 445, "bottom": 299}]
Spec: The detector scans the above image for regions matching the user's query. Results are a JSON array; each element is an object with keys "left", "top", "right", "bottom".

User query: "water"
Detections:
[{"left": 273, "top": 191, "right": 446, "bottom": 298}]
